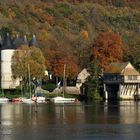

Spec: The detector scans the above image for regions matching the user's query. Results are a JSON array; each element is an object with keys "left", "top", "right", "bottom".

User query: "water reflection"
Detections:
[
  {"left": 119, "top": 101, "right": 140, "bottom": 124},
  {"left": 54, "top": 103, "right": 85, "bottom": 124},
  {"left": 0, "top": 101, "right": 140, "bottom": 139},
  {"left": 102, "top": 101, "right": 140, "bottom": 124}
]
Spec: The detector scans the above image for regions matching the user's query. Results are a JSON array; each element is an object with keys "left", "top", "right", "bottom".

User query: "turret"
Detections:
[
  {"left": 0, "top": 35, "right": 3, "bottom": 50},
  {"left": 1, "top": 33, "right": 19, "bottom": 89},
  {"left": 29, "top": 34, "right": 39, "bottom": 47},
  {"left": 23, "top": 35, "right": 29, "bottom": 46},
  {"left": 2, "top": 33, "right": 13, "bottom": 49},
  {"left": 13, "top": 34, "right": 24, "bottom": 49}
]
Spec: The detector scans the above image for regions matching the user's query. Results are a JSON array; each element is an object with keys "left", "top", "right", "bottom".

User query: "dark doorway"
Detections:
[{"left": 107, "top": 84, "right": 119, "bottom": 100}]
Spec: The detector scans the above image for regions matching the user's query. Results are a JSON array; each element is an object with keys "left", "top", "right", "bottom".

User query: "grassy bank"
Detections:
[{"left": 0, "top": 90, "right": 84, "bottom": 101}]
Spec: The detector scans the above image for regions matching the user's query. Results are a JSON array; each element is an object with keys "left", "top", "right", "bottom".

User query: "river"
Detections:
[{"left": 0, "top": 101, "right": 140, "bottom": 140}]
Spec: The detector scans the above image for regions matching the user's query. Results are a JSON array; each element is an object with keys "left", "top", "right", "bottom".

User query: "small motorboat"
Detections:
[
  {"left": 12, "top": 97, "right": 23, "bottom": 103},
  {"left": 37, "top": 97, "right": 46, "bottom": 103},
  {"left": 32, "top": 96, "right": 46, "bottom": 103},
  {"left": 51, "top": 96, "right": 76, "bottom": 103},
  {"left": 22, "top": 98, "right": 34, "bottom": 104},
  {"left": 0, "top": 98, "right": 9, "bottom": 103}
]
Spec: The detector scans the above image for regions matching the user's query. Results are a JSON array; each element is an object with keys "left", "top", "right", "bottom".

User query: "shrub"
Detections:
[{"left": 42, "top": 83, "right": 56, "bottom": 92}]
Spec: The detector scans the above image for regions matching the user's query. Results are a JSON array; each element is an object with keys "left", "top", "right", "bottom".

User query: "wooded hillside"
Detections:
[{"left": 0, "top": 0, "right": 140, "bottom": 77}]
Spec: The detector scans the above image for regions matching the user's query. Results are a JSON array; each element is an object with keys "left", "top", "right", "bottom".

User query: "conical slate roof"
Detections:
[
  {"left": 29, "top": 34, "right": 39, "bottom": 47},
  {"left": 0, "top": 35, "right": 3, "bottom": 50},
  {"left": 0, "top": 35, "right": 3, "bottom": 45},
  {"left": 13, "top": 34, "right": 24, "bottom": 49},
  {"left": 23, "top": 35, "right": 29, "bottom": 45},
  {"left": 13, "top": 34, "right": 29, "bottom": 49},
  {"left": 1, "top": 33, "right": 39, "bottom": 50},
  {"left": 2, "top": 33, "right": 13, "bottom": 49}
]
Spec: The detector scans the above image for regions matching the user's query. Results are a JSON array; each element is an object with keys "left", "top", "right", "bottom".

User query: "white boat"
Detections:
[
  {"left": 22, "top": 96, "right": 46, "bottom": 104},
  {"left": 0, "top": 98, "right": 9, "bottom": 103},
  {"left": 32, "top": 96, "right": 46, "bottom": 103},
  {"left": 36, "top": 97, "right": 46, "bottom": 103},
  {"left": 22, "top": 98, "right": 34, "bottom": 104},
  {"left": 12, "top": 97, "right": 26, "bottom": 103},
  {"left": 51, "top": 64, "right": 78, "bottom": 103},
  {"left": 51, "top": 96, "right": 76, "bottom": 103}
]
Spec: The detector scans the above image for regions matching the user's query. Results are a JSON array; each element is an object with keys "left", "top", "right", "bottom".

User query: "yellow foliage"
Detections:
[
  {"left": 38, "top": 29, "right": 50, "bottom": 41},
  {"left": 8, "top": 8, "right": 15, "bottom": 19}
]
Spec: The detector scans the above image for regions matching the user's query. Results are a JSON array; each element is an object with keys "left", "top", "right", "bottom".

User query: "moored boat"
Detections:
[
  {"left": 37, "top": 97, "right": 46, "bottom": 103},
  {"left": 12, "top": 97, "right": 23, "bottom": 103},
  {"left": 32, "top": 96, "right": 46, "bottom": 103},
  {"left": 51, "top": 96, "right": 76, "bottom": 103},
  {"left": 0, "top": 98, "right": 9, "bottom": 103},
  {"left": 22, "top": 98, "right": 34, "bottom": 104}
]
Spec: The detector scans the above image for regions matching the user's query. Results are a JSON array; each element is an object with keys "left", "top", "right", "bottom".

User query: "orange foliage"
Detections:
[
  {"left": 50, "top": 49, "right": 79, "bottom": 78},
  {"left": 45, "top": 14, "right": 54, "bottom": 25},
  {"left": 81, "top": 30, "right": 88, "bottom": 40},
  {"left": 43, "top": 43, "right": 79, "bottom": 78},
  {"left": 93, "top": 32, "right": 123, "bottom": 70},
  {"left": 64, "top": 56, "right": 79, "bottom": 78},
  {"left": 50, "top": 49, "right": 65, "bottom": 77}
]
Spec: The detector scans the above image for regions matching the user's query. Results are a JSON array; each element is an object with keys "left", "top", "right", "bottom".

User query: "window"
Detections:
[
  {"left": 128, "top": 76, "right": 133, "bottom": 80},
  {"left": 77, "top": 79, "right": 81, "bottom": 83},
  {"left": 127, "top": 75, "right": 137, "bottom": 80},
  {"left": 133, "top": 76, "right": 137, "bottom": 80}
]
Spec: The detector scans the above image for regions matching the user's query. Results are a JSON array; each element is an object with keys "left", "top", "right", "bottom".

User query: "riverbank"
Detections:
[{"left": 0, "top": 91, "right": 85, "bottom": 101}]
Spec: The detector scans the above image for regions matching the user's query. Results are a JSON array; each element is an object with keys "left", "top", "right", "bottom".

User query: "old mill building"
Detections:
[{"left": 103, "top": 62, "right": 140, "bottom": 100}]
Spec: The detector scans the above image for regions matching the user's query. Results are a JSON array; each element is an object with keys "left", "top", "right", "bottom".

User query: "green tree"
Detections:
[
  {"left": 0, "top": 27, "right": 12, "bottom": 37},
  {"left": 112, "top": 0, "right": 126, "bottom": 7},
  {"left": 84, "top": 59, "right": 102, "bottom": 100},
  {"left": 12, "top": 45, "right": 46, "bottom": 84}
]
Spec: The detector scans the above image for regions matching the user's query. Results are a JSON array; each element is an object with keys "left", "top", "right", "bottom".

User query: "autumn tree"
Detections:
[
  {"left": 73, "top": 30, "right": 91, "bottom": 69},
  {"left": 92, "top": 32, "right": 123, "bottom": 70},
  {"left": 123, "top": 33, "right": 140, "bottom": 71},
  {"left": 42, "top": 41, "right": 79, "bottom": 80},
  {"left": 12, "top": 45, "right": 46, "bottom": 84}
]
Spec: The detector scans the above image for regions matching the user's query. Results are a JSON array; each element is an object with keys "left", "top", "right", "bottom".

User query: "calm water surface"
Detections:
[{"left": 0, "top": 101, "right": 140, "bottom": 140}]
